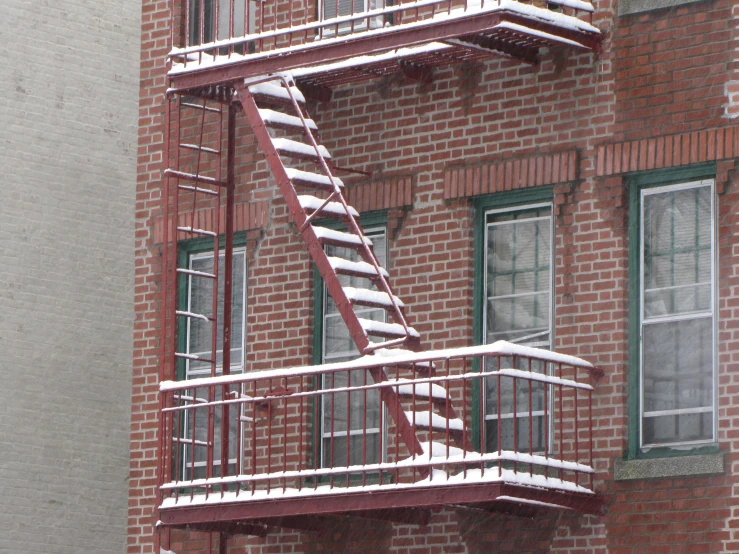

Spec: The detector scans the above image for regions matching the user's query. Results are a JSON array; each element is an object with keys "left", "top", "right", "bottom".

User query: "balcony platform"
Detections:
[{"left": 167, "top": 0, "right": 601, "bottom": 92}]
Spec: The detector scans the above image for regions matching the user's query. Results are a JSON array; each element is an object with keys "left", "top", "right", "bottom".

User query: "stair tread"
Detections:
[
  {"left": 248, "top": 81, "right": 306, "bottom": 104},
  {"left": 404, "top": 410, "right": 464, "bottom": 431},
  {"left": 259, "top": 108, "right": 317, "bottom": 130},
  {"left": 286, "top": 168, "right": 344, "bottom": 189},
  {"left": 328, "top": 256, "right": 389, "bottom": 278},
  {"left": 273, "top": 137, "right": 331, "bottom": 159},
  {"left": 358, "top": 318, "right": 419, "bottom": 338},
  {"left": 343, "top": 286, "right": 404, "bottom": 308},
  {"left": 386, "top": 378, "right": 446, "bottom": 399},
  {"left": 298, "top": 195, "right": 358, "bottom": 217},
  {"left": 372, "top": 348, "right": 434, "bottom": 369},
  {"left": 313, "top": 226, "right": 372, "bottom": 246}
]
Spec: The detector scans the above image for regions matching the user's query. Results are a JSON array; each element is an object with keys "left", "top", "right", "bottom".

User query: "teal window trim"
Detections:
[
  {"left": 311, "top": 210, "right": 388, "bottom": 475},
  {"left": 471, "top": 186, "right": 554, "bottom": 452},
  {"left": 626, "top": 163, "right": 719, "bottom": 461}
]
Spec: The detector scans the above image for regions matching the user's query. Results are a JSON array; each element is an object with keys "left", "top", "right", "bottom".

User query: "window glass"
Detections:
[
  {"left": 484, "top": 205, "right": 552, "bottom": 453},
  {"left": 182, "top": 246, "right": 246, "bottom": 479},
  {"left": 640, "top": 181, "right": 715, "bottom": 447},
  {"left": 321, "top": 228, "right": 386, "bottom": 468}
]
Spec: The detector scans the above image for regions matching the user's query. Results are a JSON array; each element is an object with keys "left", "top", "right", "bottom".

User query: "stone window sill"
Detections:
[
  {"left": 619, "top": 0, "right": 704, "bottom": 16},
  {"left": 613, "top": 452, "right": 724, "bottom": 481}
]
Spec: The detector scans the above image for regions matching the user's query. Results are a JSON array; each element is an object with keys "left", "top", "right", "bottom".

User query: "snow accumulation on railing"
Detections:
[
  {"left": 167, "top": 0, "right": 599, "bottom": 77},
  {"left": 158, "top": 341, "right": 603, "bottom": 514}
]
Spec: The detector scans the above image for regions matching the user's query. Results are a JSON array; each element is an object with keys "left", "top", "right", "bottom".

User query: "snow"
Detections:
[
  {"left": 498, "top": 367, "right": 594, "bottom": 391},
  {"left": 385, "top": 378, "right": 446, "bottom": 399},
  {"left": 328, "top": 256, "right": 388, "bottom": 277},
  {"left": 343, "top": 286, "right": 404, "bottom": 308},
  {"left": 358, "top": 317, "right": 420, "bottom": 338},
  {"left": 168, "top": 0, "right": 599, "bottom": 76},
  {"left": 313, "top": 226, "right": 373, "bottom": 245},
  {"left": 404, "top": 410, "right": 464, "bottom": 431},
  {"left": 161, "top": 340, "right": 597, "bottom": 392},
  {"left": 496, "top": 495, "right": 573, "bottom": 510},
  {"left": 175, "top": 310, "right": 209, "bottom": 321},
  {"left": 298, "top": 195, "right": 358, "bottom": 217},
  {"left": 161, "top": 549, "right": 177, "bottom": 554},
  {"left": 177, "top": 226, "right": 217, "bottom": 237},
  {"left": 258, "top": 108, "right": 317, "bottom": 130},
  {"left": 272, "top": 137, "right": 331, "bottom": 159},
  {"left": 494, "top": 21, "right": 585, "bottom": 48},
  {"left": 373, "top": 348, "right": 433, "bottom": 368},
  {"left": 286, "top": 167, "right": 344, "bottom": 188},
  {"left": 160, "top": 459, "right": 592, "bottom": 509},
  {"left": 248, "top": 81, "right": 306, "bottom": 103}
]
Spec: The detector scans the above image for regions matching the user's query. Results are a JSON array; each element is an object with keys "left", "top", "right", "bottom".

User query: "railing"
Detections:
[
  {"left": 158, "top": 342, "right": 602, "bottom": 515},
  {"left": 167, "top": 0, "right": 597, "bottom": 74}
]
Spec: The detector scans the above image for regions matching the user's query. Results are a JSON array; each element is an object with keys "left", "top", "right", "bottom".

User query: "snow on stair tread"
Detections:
[
  {"left": 421, "top": 441, "right": 466, "bottom": 458},
  {"left": 313, "top": 226, "right": 372, "bottom": 246},
  {"left": 298, "top": 195, "right": 358, "bottom": 217},
  {"left": 405, "top": 410, "right": 464, "bottom": 431},
  {"left": 272, "top": 138, "right": 331, "bottom": 159},
  {"left": 358, "top": 318, "right": 419, "bottom": 338},
  {"left": 386, "top": 378, "right": 446, "bottom": 399},
  {"left": 372, "top": 347, "right": 434, "bottom": 368},
  {"left": 343, "top": 286, "right": 404, "bottom": 308},
  {"left": 328, "top": 256, "right": 389, "bottom": 278},
  {"left": 286, "top": 168, "right": 344, "bottom": 188},
  {"left": 259, "top": 108, "right": 317, "bottom": 130},
  {"left": 248, "top": 81, "right": 306, "bottom": 103}
]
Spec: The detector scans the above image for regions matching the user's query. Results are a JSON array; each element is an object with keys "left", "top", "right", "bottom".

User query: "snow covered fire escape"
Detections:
[{"left": 156, "top": 0, "right": 604, "bottom": 549}]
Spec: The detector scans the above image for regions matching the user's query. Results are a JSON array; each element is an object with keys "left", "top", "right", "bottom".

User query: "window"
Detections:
[
  {"left": 316, "top": 223, "right": 387, "bottom": 468},
  {"left": 482, "top": 204, "right": 554, "bottom": 453},
  {"left": 319, "top": 0, "right": 388, "bottom": 34},
  {"left": 632, "top": 176, "right": 716, "bottom": 451},
  {"left": 188, "top": 0, "right": 252, "bottom": 45},
  {"left": 179, "top": 241, "right": 247, "bottom": 479}
]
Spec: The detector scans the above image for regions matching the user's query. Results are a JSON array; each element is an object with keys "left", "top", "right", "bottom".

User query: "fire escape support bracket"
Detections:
[
  {"left": 446, "top": 34, "right": 539, "bottom": 65},
  {"left": 297, "top": 81, "right": 334, "bottom": 103},
  {"left": 398, "top": 60, "right": 434, "bottom": 84}
]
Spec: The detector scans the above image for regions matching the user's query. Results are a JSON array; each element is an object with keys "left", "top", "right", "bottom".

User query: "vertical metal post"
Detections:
[{"left": 220, "top": 99, "right": 237, "bottom": 488}]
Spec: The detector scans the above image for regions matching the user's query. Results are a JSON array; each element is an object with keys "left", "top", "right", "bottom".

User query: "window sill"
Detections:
[
  {"left": 613, "top": 452, "right": 724, "bottom": 481},
  {"left": 618, "top": 0, "right": 704, "bottom": 16}
]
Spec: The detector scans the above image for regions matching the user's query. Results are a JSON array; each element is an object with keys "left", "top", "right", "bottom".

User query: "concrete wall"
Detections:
[{"left": 0, "top": 0, "right": 140, "bottom": 552}]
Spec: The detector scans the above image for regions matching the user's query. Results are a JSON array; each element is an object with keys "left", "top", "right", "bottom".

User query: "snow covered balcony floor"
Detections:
[
  {"left": 157, "top": 343, "right": 605, "bottom": 534},
  {"left": 167, "top": 0, "right": 601, "bottom": 91}
]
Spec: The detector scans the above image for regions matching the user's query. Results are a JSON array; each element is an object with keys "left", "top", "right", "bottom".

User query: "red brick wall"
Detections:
[{"left": 131, "top": 0, "right": 739, "bottom": 551}]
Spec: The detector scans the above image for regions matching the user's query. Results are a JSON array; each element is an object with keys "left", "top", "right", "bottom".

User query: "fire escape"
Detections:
[{"left": 157, "top": 0, "right": 603, "bottom": 550}]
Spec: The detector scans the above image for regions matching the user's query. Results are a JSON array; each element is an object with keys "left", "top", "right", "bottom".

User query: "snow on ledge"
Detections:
[{"left": 160, "top": 341, "right": 596, "bottom": 392}]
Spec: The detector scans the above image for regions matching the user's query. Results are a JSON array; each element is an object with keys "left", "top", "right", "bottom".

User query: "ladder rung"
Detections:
[
  {"left": 175, "top": 352, "right": 214, "bottom": 363},
  {"left": 358, "top": 318, "right": 418, "bottom": 339},
  {"left": 181, "top": 102, "right": 222, "bottom": 113},
  {"left": 328, "top": 256, "right": 389, "bottom": 279},
  {"left": 313, "top": 226, "right": 372, "bottom": 248},
  {"left": 298, "top": 195, "right": 358, "bottom": 220},
  {"left": 177, "top": 184, "right": 219, "bottom": 196},
  {"left": 258, "top": 108, "right": 317, "bottom": 132},
  {"left": 286, "top": 168, "right": 344, "bottom": 192},
  {"left": 165, "top": 169, "right": 227, "bottom": 187},
  {"left": 176, "top": 268, "right": 217, "bottom": 279},
  {"left": 177, "top": 226, "right": 218, "bottom": 237},
  {"left": 343, "top": 286, "right": 404, "bottom": 309},
  {"left": 176, "top": 310, "right": 211, "bottom": 322},
  {"left": 273, "top": 138, "right": 331, "bottom": 162},
  {"left": 180, "top": 143, "right": 221, "bottom": 154}
]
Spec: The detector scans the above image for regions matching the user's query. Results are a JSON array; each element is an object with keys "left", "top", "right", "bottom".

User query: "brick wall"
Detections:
[
  {"left": 131, "top": 0, "right": 739, "bottom": 551},
  {"left": 0, "top": 0, "right": 140, "bottom": 552}
]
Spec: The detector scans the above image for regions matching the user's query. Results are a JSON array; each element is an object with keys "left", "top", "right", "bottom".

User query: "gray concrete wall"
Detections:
[{"left": 0, "top": 0, "right": 140, "bottom": 552}]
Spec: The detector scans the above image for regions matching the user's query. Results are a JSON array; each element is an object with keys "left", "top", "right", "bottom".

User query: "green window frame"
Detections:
[
  {"left": 627, "top": 164, "right": 718, "bottom": 460},
  {"left": 312, "top": 211, "right": 388, "bottom": 470},
  {"left": 176, "top": 234, "right": 248, "bottom": 480},
  {"left": 472, "top": 186, "right": 555, "bottom": 452}
]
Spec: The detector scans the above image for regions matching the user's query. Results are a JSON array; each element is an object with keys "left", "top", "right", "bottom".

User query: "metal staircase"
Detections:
[{"left": 236, "top": 73, "right": 473, "bottom": 460}]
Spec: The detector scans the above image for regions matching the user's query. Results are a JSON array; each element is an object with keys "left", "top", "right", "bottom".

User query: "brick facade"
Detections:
[{"left": 131, "top": 0, "right": 739, "bottom": 551}]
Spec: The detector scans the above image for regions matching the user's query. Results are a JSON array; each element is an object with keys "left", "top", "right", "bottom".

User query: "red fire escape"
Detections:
[{"left": 157, "top": 0, "right": 603, "bottom": 550}]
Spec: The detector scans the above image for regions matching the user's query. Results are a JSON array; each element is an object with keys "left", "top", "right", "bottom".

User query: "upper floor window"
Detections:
[
  {"left": 483, "top": 203, "right": 553, "bottom": 453},
  {"left": 638, "top": 179, "right": 716, "bottom": 448},
  {"left": 188, "top": 0, "right": 248, "bottom": 45}
]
